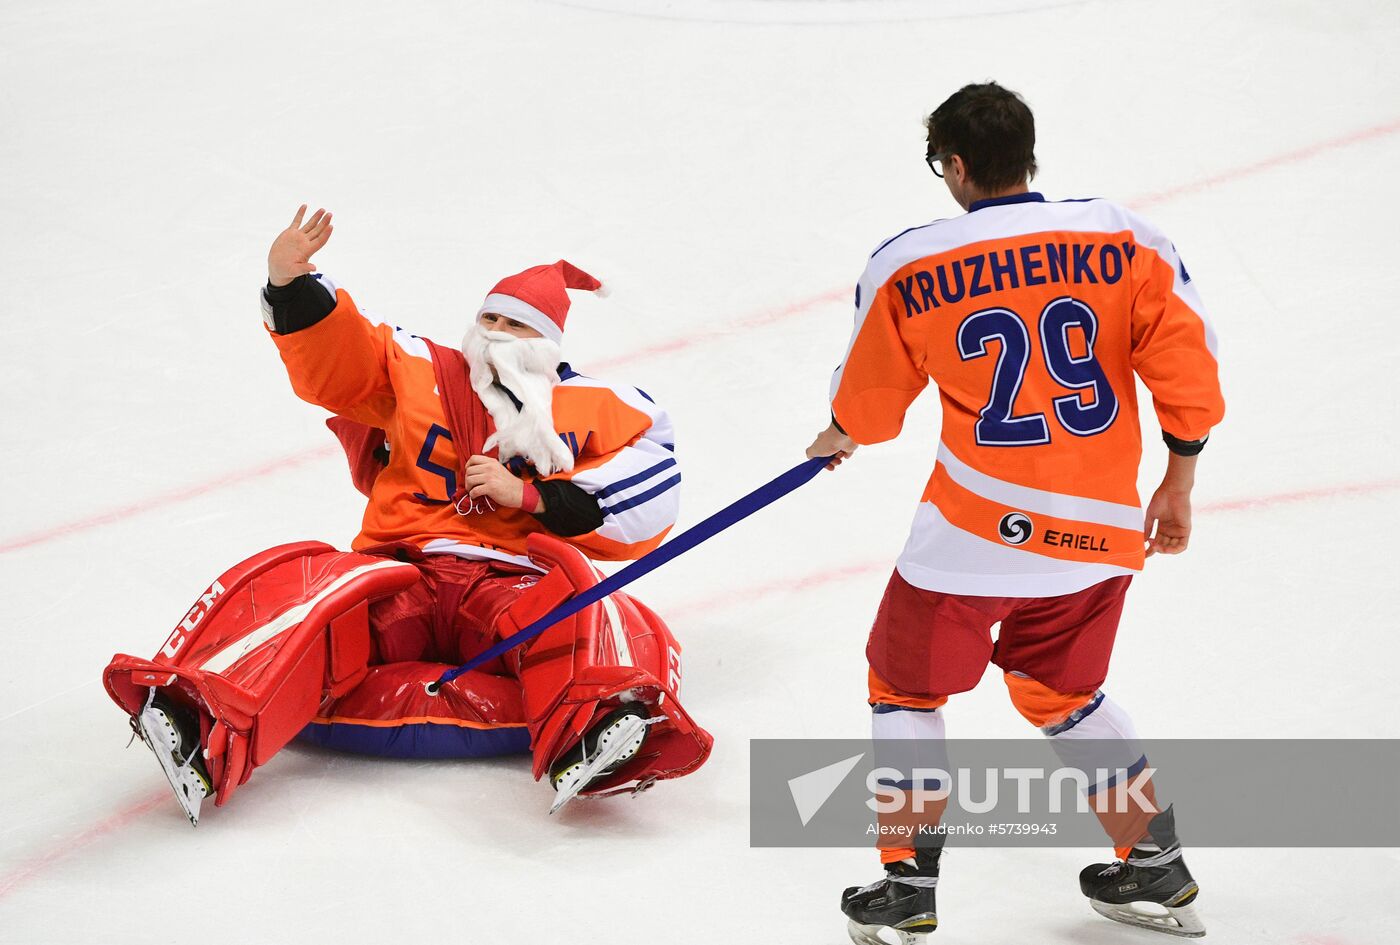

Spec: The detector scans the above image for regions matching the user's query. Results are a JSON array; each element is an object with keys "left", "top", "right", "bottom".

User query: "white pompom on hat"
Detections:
[{"left": 475, "top": 260, "right": 606, "bottom": 343}]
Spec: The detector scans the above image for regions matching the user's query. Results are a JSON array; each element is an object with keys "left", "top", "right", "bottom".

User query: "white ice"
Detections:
[{"left": 2, "top": 1, "right": 1399, "bottom": 943}]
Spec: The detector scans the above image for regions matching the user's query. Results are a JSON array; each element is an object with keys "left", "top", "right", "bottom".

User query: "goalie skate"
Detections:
[
  {"left": 548, "top": 704, "right": 663, "bottom": 814},
  {"left": 134, "top": 690, "right": 213, "bottom": 827}
]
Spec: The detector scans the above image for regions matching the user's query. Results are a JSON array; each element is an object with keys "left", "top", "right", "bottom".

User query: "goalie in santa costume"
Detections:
[{"left": 103, "top": 206, "right": 711, "bottom": 824}]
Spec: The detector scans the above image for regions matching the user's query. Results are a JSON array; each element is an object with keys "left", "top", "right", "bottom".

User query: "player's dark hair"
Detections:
[{"left": 925, "top": 82, "right": 1037, "bottom": 191}]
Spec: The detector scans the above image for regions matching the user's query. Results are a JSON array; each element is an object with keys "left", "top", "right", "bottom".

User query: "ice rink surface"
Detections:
[{"left": 3, "top": 0, "right": 1399, "bottom": 942}]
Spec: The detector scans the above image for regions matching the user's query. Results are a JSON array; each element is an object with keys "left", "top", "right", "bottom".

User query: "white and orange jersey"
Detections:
[
  {"left": 265, "top": 276, "right": 680, "bottom": 567},
  {"left": 831, "top": 193, "right": 1225, "bottom": 597}
]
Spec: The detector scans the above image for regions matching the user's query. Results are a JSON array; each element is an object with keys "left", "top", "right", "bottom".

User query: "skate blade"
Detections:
[
  {"left": 846, "top": 915, "right": 937, "bottom": 945},
  {"left": 1090, "top": 891, "right": 1205, "bottom": 938},
  {"left": 137, "top": 707, "right": 210, "bottom": 827},
  {"left": 549, "top": 714, "right": 662, "bottom": 815}
]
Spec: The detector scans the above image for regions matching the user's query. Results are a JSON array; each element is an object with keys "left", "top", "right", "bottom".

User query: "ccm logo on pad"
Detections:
[{"left": 160, "top": 580, "right": 227, "bottom": 658}]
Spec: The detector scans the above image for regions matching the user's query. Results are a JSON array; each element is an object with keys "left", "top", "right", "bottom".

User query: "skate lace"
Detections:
[
  {"left": 1097, "top": 860, "right": 1126, "bottom": 879},
  {"left": 891, "top": 875, "right": 938, "bottom": 889},
  {"left": 143, "top": 687, "right": 203, "bottom": 781},
  {"left": 857, "top": 873, "right": 939, "bottom": 895},
  {"left": 855, "top": 878, "right": 888, "bottom": 896},
  {"left": 1126, "top": 844, "right": 1183, "bottom": 870}
]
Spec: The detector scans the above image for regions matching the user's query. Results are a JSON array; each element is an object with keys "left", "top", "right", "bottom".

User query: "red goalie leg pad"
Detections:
[
  {"left": 102, "top": 542, "right": 421, "bottom": 807},
  {"left": 499, "top": 534, "right": 713, "bottom": 794}
]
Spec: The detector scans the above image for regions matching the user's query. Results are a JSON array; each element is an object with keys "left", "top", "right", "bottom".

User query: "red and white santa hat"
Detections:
[{"left": 476, "top": 260, "right": 607, "bottom": 344}]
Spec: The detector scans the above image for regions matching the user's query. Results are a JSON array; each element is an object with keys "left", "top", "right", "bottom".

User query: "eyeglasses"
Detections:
[{"left": 926, "top": 151, "right": 952, "bottom": 178}]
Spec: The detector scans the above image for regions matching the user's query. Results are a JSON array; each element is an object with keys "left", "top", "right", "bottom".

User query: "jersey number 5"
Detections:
[
  {"left": 412, "top": 423, "right": 456, "bottom": 502},
  {"left": 957, "top": 296, "right": 1119, "bottom": 447}
]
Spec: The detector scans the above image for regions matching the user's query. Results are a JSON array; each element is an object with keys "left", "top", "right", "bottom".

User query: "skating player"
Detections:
[{"left": 806, "top": 83, "right": 1224, "bottom": 941}]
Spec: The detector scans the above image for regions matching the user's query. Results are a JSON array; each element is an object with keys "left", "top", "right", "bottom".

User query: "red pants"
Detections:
[
  {"left": 368, "top": 553, "right": 538, "bottom": 672},
  {"left": 867, "top": 569, "right": 1132, "bottom": 703}
]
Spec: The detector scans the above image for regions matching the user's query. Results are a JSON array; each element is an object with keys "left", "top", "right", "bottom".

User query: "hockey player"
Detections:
[
  {"left": 806, "top": 84, "right": 1224, "bottom": 941},
  {"left": 104, "top": 207, "right": 710, "bottom": 823}
]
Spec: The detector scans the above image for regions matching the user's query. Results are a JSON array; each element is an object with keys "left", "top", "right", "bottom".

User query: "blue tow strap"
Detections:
[{"left": 427, "top": 454, "right": 831, "bottom": 693}]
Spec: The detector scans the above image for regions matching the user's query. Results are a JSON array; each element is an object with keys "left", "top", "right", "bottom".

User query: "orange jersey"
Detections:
[
  {"left": 831, "top": 193, "right": 1225, "bottom": 596},
  {"left": 265, "top": 276, "right": 680, "bottom": 567}
]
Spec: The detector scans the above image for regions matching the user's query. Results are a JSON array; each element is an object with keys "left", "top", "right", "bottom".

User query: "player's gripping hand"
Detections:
[
  {"left": 806, "top": 421, "right": 857, "bottom": 471},
  {"left": 268, "top": 204, "right": 334, "bottom": 287},
  {"left": 1144, "top": 485, "right": 1192, "bottom": 557},
  {"left": 465, "top": 455, "right": 543, "bottom": 512}
]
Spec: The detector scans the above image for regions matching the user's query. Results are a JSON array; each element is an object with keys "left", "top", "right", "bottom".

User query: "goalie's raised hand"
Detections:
[{"left": 268, "top": 204, "right": 333, "bottom": 287}]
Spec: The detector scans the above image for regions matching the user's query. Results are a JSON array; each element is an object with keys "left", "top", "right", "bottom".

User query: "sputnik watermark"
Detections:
[
  {"left": 787, "top": 753, "right": 866, "bottom": 826},
  {"left": 753, "top": 738, "right": 1400, "bottom": 848},
  {"left": 866, "top": 765, "right": 1157, "bottom": 815}
]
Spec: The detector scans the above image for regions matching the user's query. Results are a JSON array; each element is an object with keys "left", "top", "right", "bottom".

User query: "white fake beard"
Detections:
[{"left": 461, "top": 325, "right": 575, "bottom": 476}]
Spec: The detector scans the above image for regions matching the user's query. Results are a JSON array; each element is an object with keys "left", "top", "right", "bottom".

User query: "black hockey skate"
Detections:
[
  {"left": 132, "top": 690, "right": 214, "bottom": 826},
  {"left": 548, "top": 702, "right": 659, "bottom": 814},
  {"left": 1080, "top": 807, "right": 1204, "bottom": 937},
  {"left": 840, "top": 847, "right": 941, "bottom": 945}
]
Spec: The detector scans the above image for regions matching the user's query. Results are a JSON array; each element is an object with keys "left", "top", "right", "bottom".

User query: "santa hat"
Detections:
[{"left": 475, "top": 260, "right": 607, "bottom": 344}]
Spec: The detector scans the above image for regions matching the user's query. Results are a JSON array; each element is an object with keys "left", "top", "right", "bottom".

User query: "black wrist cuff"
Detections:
[
  {"left": 263, "top": 275, "right": 336, "bottom": 334},
  {"left": 1162, "top": 431, "right": 1208, "bottom": 456},
  {"left": 831, "top": 412, "right": 847, "bottom": 436},
  {"left": 532, "top": 478, "right": 605, "bottom": 537}
]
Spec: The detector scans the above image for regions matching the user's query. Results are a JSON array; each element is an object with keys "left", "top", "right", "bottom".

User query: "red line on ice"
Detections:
[
  {"left": 2, "top": 116, "right": 1397, "bottom": 556},
  {"left": 1197, "top": 478, "right": 1400, "bottom": 514},
  {"left": 0, "top": 791, "right": 169, "bottom": 902},
  {"left": 1129, "top": 117, "right": 1400, "bottom": 209},
  {"left": 1, "top": 474, "right": 1397, "bottom": 901},
  {"left": 668, "top": 558, "right": 889, "bottom": 618},
  {"left": 589, "top": 286, "right": 850, "bottom": 371},
  {"left": 0, "top": 444, "right": 340, "bottom": 555}
]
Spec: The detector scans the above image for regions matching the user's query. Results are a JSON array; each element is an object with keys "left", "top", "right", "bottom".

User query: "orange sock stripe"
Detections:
[{"left": 880, "top": 846, "right": 917, "bottom": 864}]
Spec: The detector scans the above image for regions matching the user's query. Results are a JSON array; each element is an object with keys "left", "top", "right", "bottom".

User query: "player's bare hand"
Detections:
[
  {"left": 806, "top": 422, "right": 858, "bottom": 471},
  {"left": 1144, "top": 486, "right": 1192, "bottom": 557},
  {"left": 465, "top": 455, "right": 526, "bottom": 509},
  {"left": 268, "top": 204, "right": 334, "bottom": 287}
]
